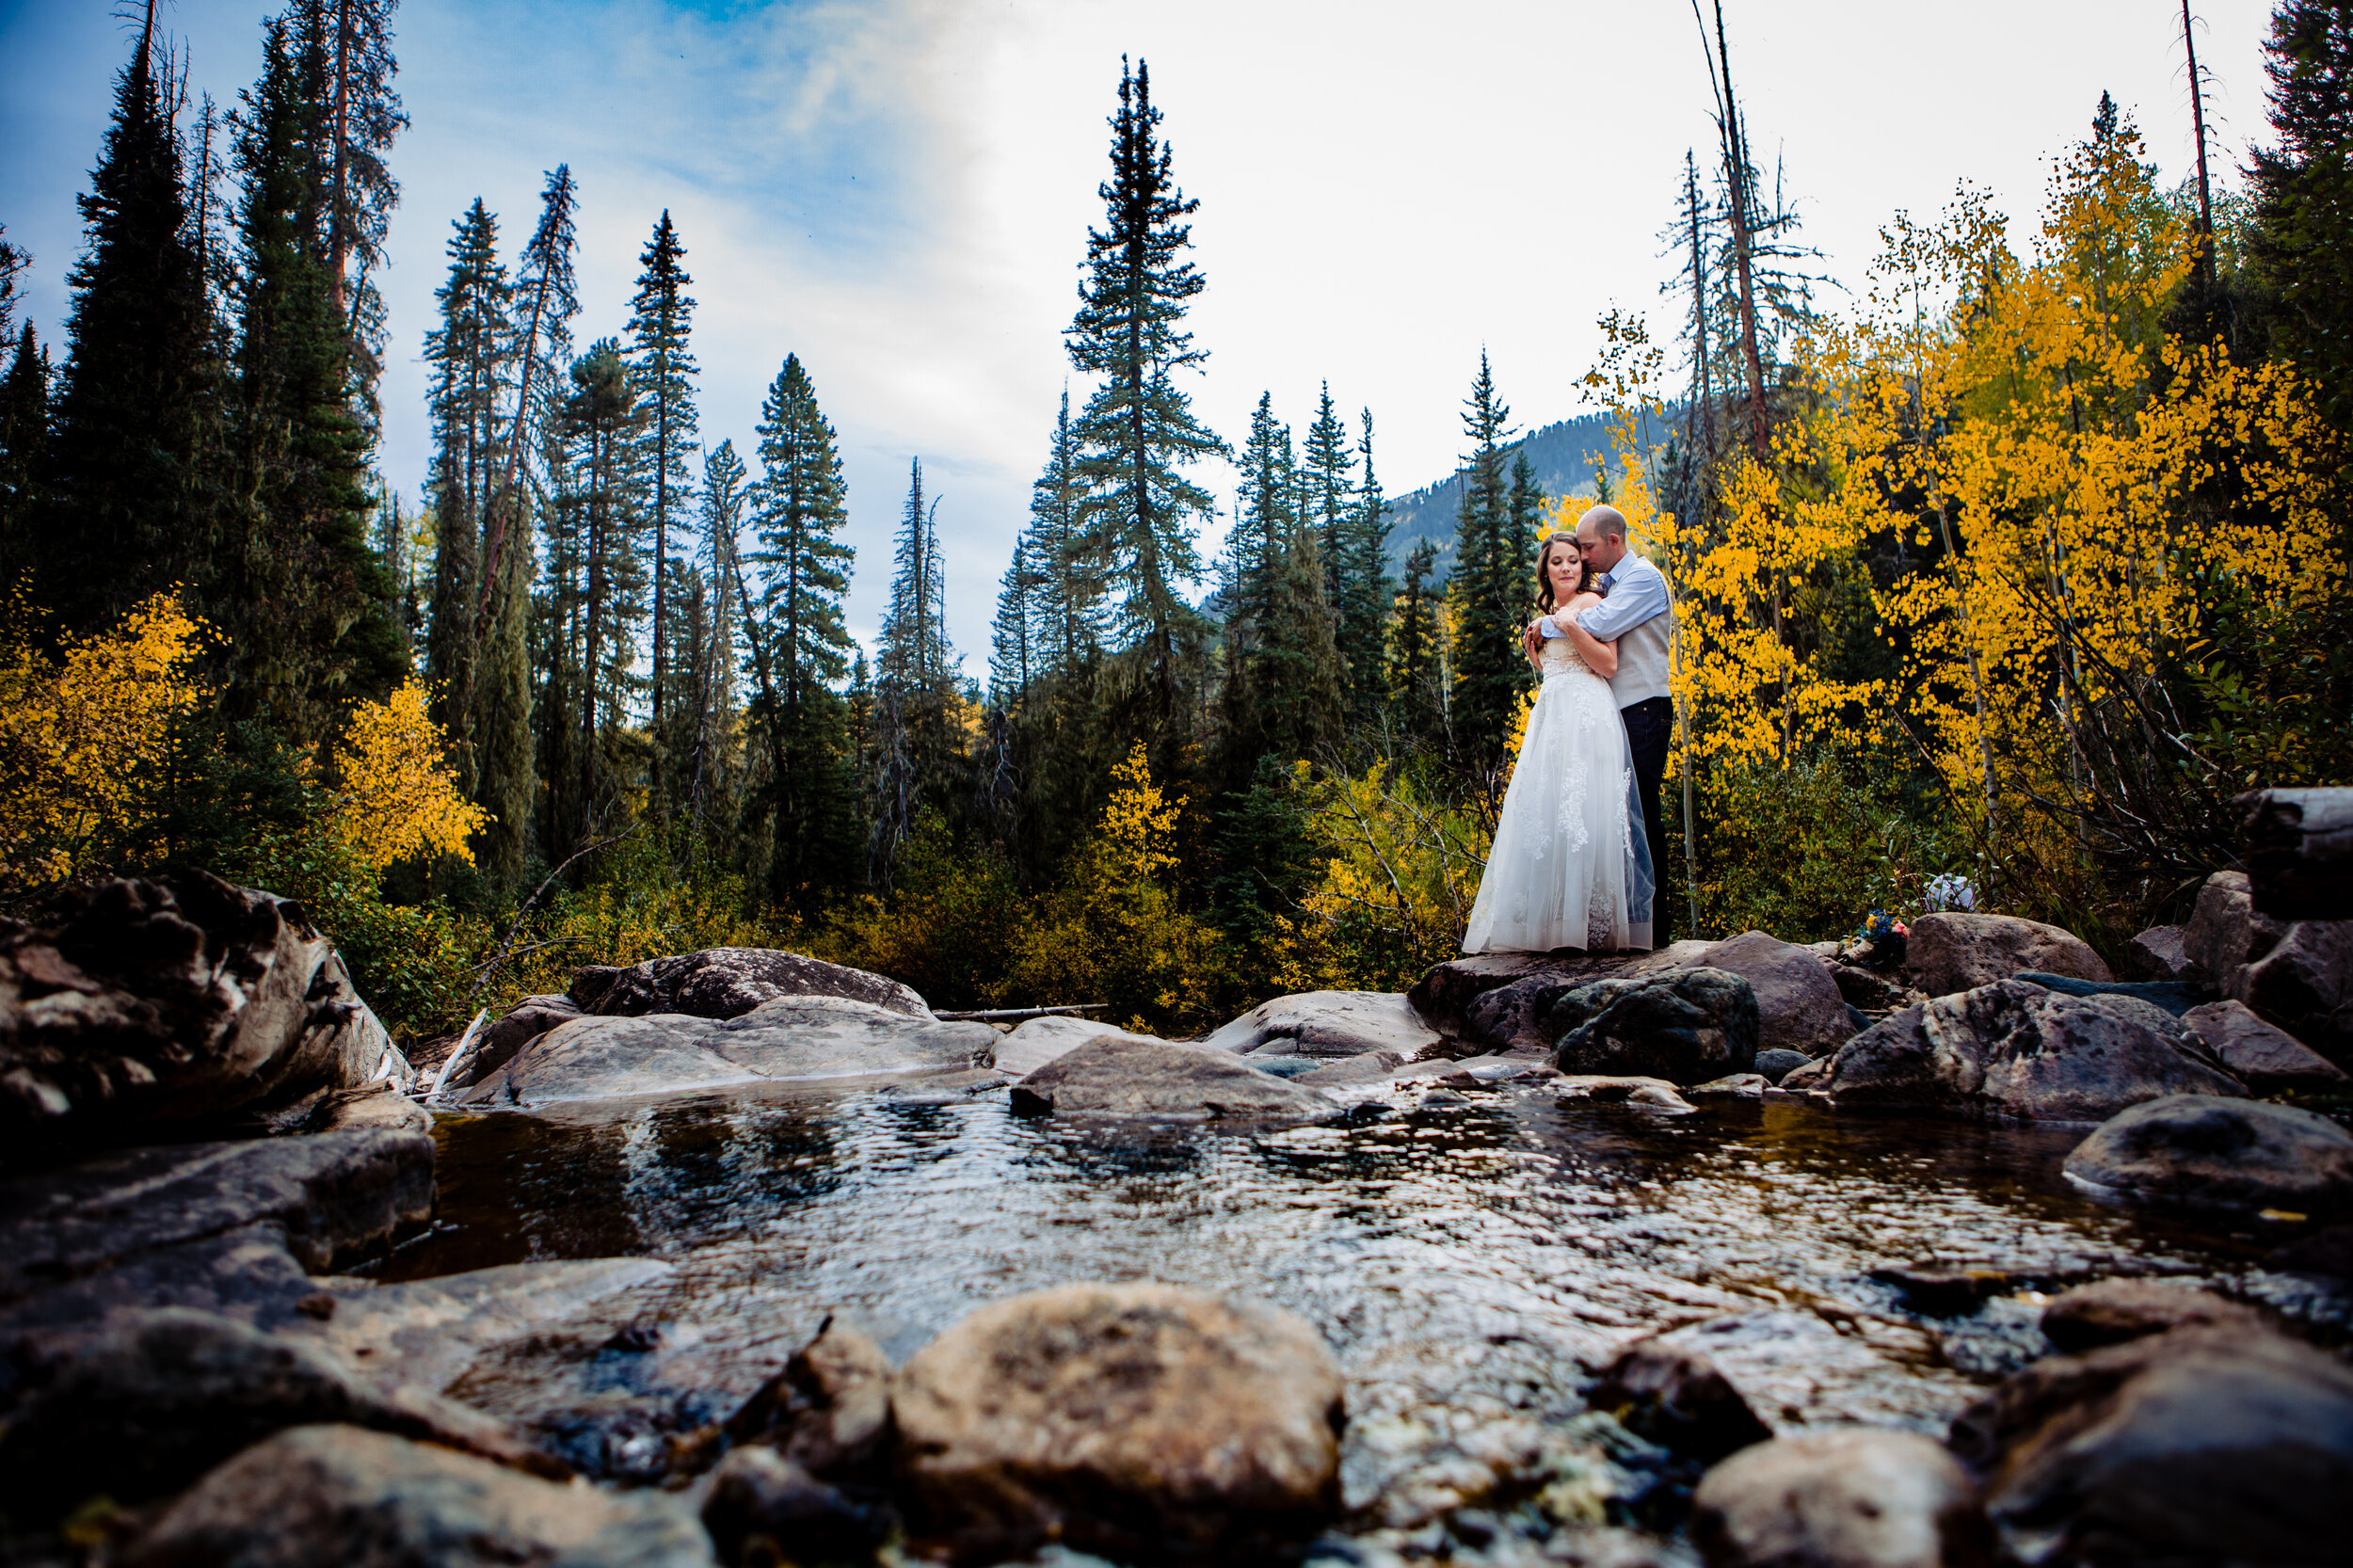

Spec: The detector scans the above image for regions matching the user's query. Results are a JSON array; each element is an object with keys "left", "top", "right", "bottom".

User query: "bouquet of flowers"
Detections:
[{"left": 1849, "top": 908, "right": 1910, "bottom": 969}]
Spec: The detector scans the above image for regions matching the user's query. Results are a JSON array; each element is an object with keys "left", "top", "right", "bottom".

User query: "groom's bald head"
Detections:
[{"left": 1575, "top": 505, "right": 1629, "bottom": 570}]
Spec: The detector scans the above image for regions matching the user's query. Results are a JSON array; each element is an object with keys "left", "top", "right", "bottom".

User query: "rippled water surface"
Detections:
[{"left": 377, "top": 1081, "right": 2301, "bottom": 1544}]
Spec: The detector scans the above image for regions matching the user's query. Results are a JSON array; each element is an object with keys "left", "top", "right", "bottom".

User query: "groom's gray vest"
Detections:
[{"left": 1603, "top": 553, "right": 1674, "bottom": 710}]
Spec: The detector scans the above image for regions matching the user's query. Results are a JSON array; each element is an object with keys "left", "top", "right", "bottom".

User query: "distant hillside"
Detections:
[{"left": 1378, "top": 410, "right": 1630, "bottom": 582}]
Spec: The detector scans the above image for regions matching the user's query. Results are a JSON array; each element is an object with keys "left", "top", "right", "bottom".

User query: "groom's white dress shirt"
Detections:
[{"left": 1572, "top": 552, "right": 1674, "bottom": 711}]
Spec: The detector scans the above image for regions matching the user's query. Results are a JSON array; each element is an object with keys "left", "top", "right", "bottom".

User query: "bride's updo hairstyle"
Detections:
[{"left": 1533, "top": 531, "right": 1602, "bottom": 616}]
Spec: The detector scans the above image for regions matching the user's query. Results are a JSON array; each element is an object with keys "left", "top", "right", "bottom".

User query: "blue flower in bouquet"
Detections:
[{"left": 1855, "top": 908, "right": 1909, "bottom": 968}]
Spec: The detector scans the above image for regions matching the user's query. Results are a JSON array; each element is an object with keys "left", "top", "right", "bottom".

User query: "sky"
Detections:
[{"left": 0, "top": 0, "right": 2282, "bottom": 665}]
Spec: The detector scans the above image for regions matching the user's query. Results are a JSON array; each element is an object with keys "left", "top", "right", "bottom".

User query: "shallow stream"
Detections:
[{"left": 371, "top": 1080, "right": 2327, "bottom": 1558}]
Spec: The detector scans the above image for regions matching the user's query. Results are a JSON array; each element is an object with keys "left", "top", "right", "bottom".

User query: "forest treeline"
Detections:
[{"left": 2, "top": 1, "right": 2349, "bottom": 1039}]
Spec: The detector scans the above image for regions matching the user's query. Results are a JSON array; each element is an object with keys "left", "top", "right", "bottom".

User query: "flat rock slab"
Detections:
[
  {"left": 1907, "top": 910, "right": 2112, "bottom": 997},
  {"left": 1010, "top": 1036, "right": 1337, "bottom": 1122},
  {"left": 121, "top": 1424, "right": 715, "bottom": 1568},
  {"left": 2182, "top": 998, "right": 2351, "bottom": 1095},
  {"left": 993, "top": 1015, "right": 1175, "bottom": 1078},
  {"left": 576, "top": 946, "right": 930, "bottom": 1020},
  {"left": 2063, "top": 1094, "right": 2353, "bottom": 1212},
  {"left": 1201, "top": 990, "right": 1442, "bottom": 1059},
  {"left": 461, "top": 997, "right": 998, "bottom": 1110},
  {"left": 890, "top": 1283, "right": 1343, "bottom": 1561}
]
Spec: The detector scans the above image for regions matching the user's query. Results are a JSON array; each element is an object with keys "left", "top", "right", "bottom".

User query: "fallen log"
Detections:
[
  {"left": 932, "top": 1003, "right": 1108, "bottom": 1024},
  {"left": 2239, "top": 787, "right": 2353, "bottom": 920}
]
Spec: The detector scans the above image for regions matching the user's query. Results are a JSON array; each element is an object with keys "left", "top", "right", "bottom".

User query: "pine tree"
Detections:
[
  {"left": 989, "top": 531, "right": 1041, "bottom": 705},
  {"left": 308, "top": 1, "right": 405, "bottom": 337},
  {"left": 421, "top": 198, "right": 511, "bottom": 754},
  {"left": 476, "top": 165, "right": 578, "bottom": 642},
  {"left": 1390, "top": 537, "right": 1447, "bottom": 746},
  {"left": 627, "top": 210, "right": 697, "bottom": 731},
  {"left": 681, "top": 439, "right": 746, "bottom": 831},
  {"left": 872, "top": 457, "right": 959, "bottom": 888},
  {"left": 2251, "top": 0, "right": 2353, "bottom": 430},
  {"left": 744, "top": 352, "right": 858, "bottom": 903},
  {"left": 0, "top": 322, "right": 48, "bottom": 563},
  {"left": 39, "top": 6, "right": 221, "bottom": 633},
  {"left": 1340, "top": 408, "right": 1394, "bottom": 728},
  {"left": 1030, "top": 384, "right": 1098, "bottom": 674},
  {"left": 1064, "top": 57, "right": 1225, "bottom": 722},
  {"left": 1449, "top": 352, "right": 1525, "bottom": 780},
  {"left": 1218, "top": 392, "right": 1342, "bottom": 784}
]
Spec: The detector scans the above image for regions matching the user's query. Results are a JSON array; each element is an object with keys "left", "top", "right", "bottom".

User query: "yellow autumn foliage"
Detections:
[{"left": 327, "top": 680, "right": 488, "bottom": 871}]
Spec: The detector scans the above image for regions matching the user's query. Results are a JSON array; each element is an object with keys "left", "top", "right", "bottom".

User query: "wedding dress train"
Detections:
[{"left": 1461, "top": 635, "right": 1656, "bottom": 953}]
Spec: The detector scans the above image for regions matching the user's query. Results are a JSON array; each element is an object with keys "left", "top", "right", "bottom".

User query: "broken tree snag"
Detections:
[
  {"left": 931, "top": 1004, "right": 1107, "bottom": 1024},
  {"left": 2239, "top": 788, "right": 2353, "bottom": 920}
]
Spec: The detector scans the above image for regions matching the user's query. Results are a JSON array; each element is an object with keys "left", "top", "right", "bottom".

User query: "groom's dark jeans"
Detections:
[{"left": 1621, "top": 696, "right": 1674, "bottom": 947}]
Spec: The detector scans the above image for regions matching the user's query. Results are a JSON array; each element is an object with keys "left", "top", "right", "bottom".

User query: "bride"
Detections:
[{"left": 1462, "top": 531, "right": 1656, "bottom": 953}]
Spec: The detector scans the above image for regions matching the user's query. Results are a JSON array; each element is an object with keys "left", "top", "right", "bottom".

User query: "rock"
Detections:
[
  {"left": 1831, "top": 963, "right": 1917, "bottom": 1016},
  {"left": 2267, "top": 1223, "right": 2353, "bottom": 1282},
  {"left": 1407, "top": 952, "right": 1656, "bottom": 1048},
  {"left": 1820, "top": 980, "right": 2245, "bottom": 1122},
  {"left": 2181, "top": 999, "right": 2351, "bottom": 1095},
  {"left": 452, "top": 993, "right": 584, "bottom": 1089},
  {"left": 992, "top": 1015, "right": 1170, "bottom": 1078},
  {"left": 2012, "top": 972, "right": 2210, "bottom": 1017},
  {"left": 0, "top": 1308, "right": 561, "bottom": 1522},
  {"left": 1201, "top": 990, "right": 1442, "bottom": 1059},
  {"left": 1465, "top": 970, "right": 1623, "bottom": 1054},
  {"left": 1007, "top": 1036, "right": 1337, "bottom": 1121},
  {"left": 1294, "top": 1048, "right": 1406, "bottom": 1087},
  {"left": 1700, "top": 931, "right": 1856, "bottom": 1057},
  {"left": 1547, "top": 968, "right": 1760, "bottom": 1086},
  {"left": 1949, "top": 1324, "right": 2353, "bottom": 1568},
  {"left": 2062, "top": 1094, "right": 2353, "bottom": 1212},
  {"left": 2121, "top": 925, "right": 2200, "bottom": 983},
  {"left": 121, "top": 1424, "right": 713, "bottom": 1568},
  {"left": 722, "top": 1314, "right": 890, "bottom": 1480},
  {"left": 267, "top": 1080, "right": 433, "bottom": 1137},
  {"left": 890, "top": 1283, "right": 1343, "bottom": 1561},
  {"left": 582, "top": 946, "right": 931, "bottom": 1020},
  {"left": 1906, "top": 911, "right": 2111, "bottom": 998},
  {"left": 1689, "top": 1073, "right": 1769, "bottom": 1097},
  {"left": 1867, "top": 1266, "right": 2014, "bottom": 1318},
  {"left": 1754, "top": 1048, "right": 1812, "bottom": 1084},
  {"left": 1551, "top": 1075, "right": 1698, "bottom": 1112},
  {"left": 1587, "top": 1337, "right": 1771, "bottom": 1465},
  {"left": 2240, "top": 785, "right": 2353, "bottom": 920},
  {"left": 699, "top": 1447, "right": 886, "bottom": 1567},
  {"left": 460, "top": 997, "right": 998, "bottom": 1110},
  {"left": 2239, "top": 917, "right": 2353, "bottom": 1068},
  {"left": 0, "top": 1128, "right": 434, "bottom": 1332},
  {"left": 0, "top": 871, "right": 404, "bottom": 1163},
  {"left": 2037, "top": 1279, "right": 2265, "bottom": 1353},
  {"left": 1689, "top": 1429, "right": 1991, "bottom": 1568},
  {"left": 1779, "top": 1057, "right": 1831, "bottom": 1093},
  {"left": 2182, "top": 870, "right": 2291, "bottom": 989}
]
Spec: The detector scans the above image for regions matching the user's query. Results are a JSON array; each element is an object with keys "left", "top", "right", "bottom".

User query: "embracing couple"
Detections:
[{"left": 1462, "top": 504, "right": 1674, "bottom": 956}]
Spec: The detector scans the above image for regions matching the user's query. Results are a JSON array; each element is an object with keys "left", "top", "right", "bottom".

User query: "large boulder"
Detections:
[
  {"left": 1905, "top": 912, "right": 2110, "bottom": 998},
  {"left": 0, "top": 1308, "right": 560, "bottom": 1524},
  {"left": 721, "top": 1313, "right": 891, "bottom": 1481},
  {"left": 1202, "top": 989, "right": 1441, "bottom": 1059},
  {"left": 1689, "top": 1429, "right": 1992, "bottom": 1568},
  {"left": 1819, "top": 980, "right": 2244, "bottom": 1122},
  {"left": 1700, "top": 931, "right": 1857, "bottom": 1057},
  {"left": 889, "top": 1283, "right": 1343, "bottom": 1562},
  {"left": 1008, "top": 1035, "right": 1337, "bottom": 1122},
  {"left": 1948, "top": 1324, "right": 2353, "bottom": 1568},
  {"left": 2062, "top": 1094, "right": 2353, "bottom": 1212},
  {"left": 1547, "top": 968, "right": 1760, "bottom": 1086},
  {"left": 2036, "top": 1279, "right": 2265, "bottom": 1354},
  {"left": 992, "top": 1015, "right": 1173, "bottom": 1078},
  {"left": 0, "top": 872, "right": 404, "bottom": 1163},
  {"left": 1408, "top": 950, "right": 1668, "bottom": 1047},
  {"left": 2120, "top": 924, "right": 2200, "bottom": 983},
  {"left": 576, "top": 946, "right": 932, "bottom": 1020},
  {"left": 2181, "top": 870, "right": 2290, "bottom": 989},
  {"left": 120, "top": 1425, "right": 714, "bottom": 1568},
  {"left": 2181, "top": 999, "right": 2351, "bottom": 1096},
  {"left": 2239, "top": 918, "right": 2353, "bottom": 1068},
  {"left": 459, "top": 997, "right": 997, "bottom": 1110}
]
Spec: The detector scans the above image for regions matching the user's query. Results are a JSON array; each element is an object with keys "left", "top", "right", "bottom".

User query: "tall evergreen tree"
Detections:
[
  {"left": 2251, "top": 0, "right": 2353, "bottom": 430},
  {"left": 680, "top": 440, "right": 746, "bottom": 831},
  {"left": 1064, "top": 57, "right": 1225, "bottom": 723},
  {"left": 1339, "top": 408, "right": 1394, "bottom": 728},
  {"left": 1390, "top": 536, "right": 1447, "bottom": 746},
  {"left": 1029, "top": 384, "right": 1099, "bottom": 674},
  {"left": 421, "top": 198, "right": 511, "bottom": 753},
  {"left": 0, "top": 322, "right": 48, "bottom": 564},
  {"left": 39, "top": 6, "right": 220, "bottom": 633},
  {"left": 988, "top": 530, "right": 1041, "bottom": 705},
  {"left": 1218, "top": 392, "right": 1342, "bottom": 785},
  {"left": 626, "top": 210, "right": 697, "bottom": 730},
  {"left": 1449, "top": 352, "right": 1525, "bottom": 781},
  {"left": 476, "top": 165, "right": 578, "bottom": 645}
]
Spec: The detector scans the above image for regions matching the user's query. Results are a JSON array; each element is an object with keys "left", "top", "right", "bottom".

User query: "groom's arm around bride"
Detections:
[{"left": 1569, "top": 505, "right": 1676, "bottom": 946}]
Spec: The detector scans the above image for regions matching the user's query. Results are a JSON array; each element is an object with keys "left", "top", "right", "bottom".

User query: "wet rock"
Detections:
[
  {"left": 1202, "top": 990, "right": 1441, "bottom": 1059},
  {"left": 1779, "top": 1057, "right": 1831, "bottom": 1093},
  {"left": 0, "top": 1128, "right": 434, "bottom": 1333},
  {"left": 1407, "top": 952, "right": 1656, "bottom": 1048},
  {"left": 1689, "top": 1429, "right": 1991, "bottom": 1568},
  {"left": 1294, "top": 1048, "right": 1407, "bottom": 1087},
  {"left": 700, "top": 1447, "right": 886, "bottom": 1567},
  {"left": 1905, "top": 911, "right": 2110, "bottom": 998},
  {"left": 993, "top": 1015, "right": 1171, "bottom": 1078},
  {"left": 722, "top": 1314, "right": 891, "bottom": 1481},
  {"left": 584, "top": 946, "right": 933, "bottom": 1021},
  {"left": 1754, "top": 1048, "right": 1813, "bottom": 1084},
  {"left": 0, "top": 1308, "right": 560, "bottom": 1523},
  {"left": 2239, "top": 917, "right": 2353, "bottom": 1068},
  {"left": 2036, "top": 1279, "right": 2265, "bottom": 1352},
  {"left": 1868, "top": 1266, "right": 2013, "bottom": 1318},
  {"left": 275, "top": 1080, "right": 433, "bottom": 1136},
  {"left": 1689, "top": 1073, "right": 1769, "bottom": 1098},
  {"left": 1831, "top": 964, "right": 1918, "bottom": 1016},
  {"left": 452, "top": 993, "right": 583, "bottom": 1089},
  {"left": 1949, "top": 1324, "right": 2353, "bottom": 1568},
  {"left": 1551, "top": 1075, "right": 1698, "bottom": 1112},
  {"left": 1587, "top": 1337, "right": 1771, "bottom": 1465},
  {"left": 1007, "top": 1035, "right": 1337, "bottom": 1121},
  {"left": 0, "top": 871, "right": 404, "bottom": 1164},
  {"left": 2181, "top": 870, "right": 2290, "bottom": 990},
  {"left": 2121, "top": 925, "right": 2200, "bottom": 983},
  {"left": 890, "top": 1283, "right": 1343, "bottom": 1562},
  {"left": 1464, "top": 970, "right": 1619, "bottom": 1054},
  {"left": 1701, "top": 931, "right": 1856, "bottom": 1058},
  {"left": 2062, "top": 1094, "right": 2353, "bottom": 1212},
  {"left": 2267, "top": 1222, "right": 2353, "bottom": 1282},
  {"left": 2181, "top": 999, "right": 2351, "bottom": 1096},
  {"left": 1820, "top": 980, "right": 2244, "bottom": 1122},
  {"left": 1547, "top": 968, "right": 1760, "bottom": 1086},
  {"left": 460, "top": 998, "right": 998, "bottom": 1110},
  {"left": 2012, "top": 972, "right": 2210, "bottom": 1017},
  {"left": 121, "top": 1424, "right": 713, "bottom": 1568}
]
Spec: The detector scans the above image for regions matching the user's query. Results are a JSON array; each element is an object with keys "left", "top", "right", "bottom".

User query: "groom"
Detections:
[{"left": 1570, "top": 504, "right": 1676, "bottom": 946}]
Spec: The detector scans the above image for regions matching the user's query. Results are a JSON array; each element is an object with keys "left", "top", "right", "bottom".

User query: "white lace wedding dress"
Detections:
[{"left": 1462, "top": 634, "right": 1656, "bottom": 953}]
